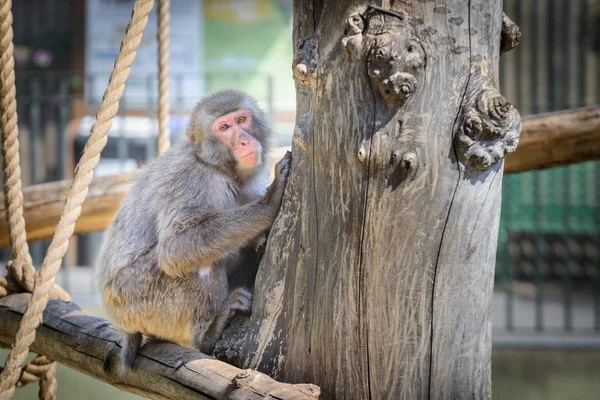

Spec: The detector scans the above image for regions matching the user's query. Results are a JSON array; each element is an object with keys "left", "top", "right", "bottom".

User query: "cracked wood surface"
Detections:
[{"left": 0, "top": 293, "right": 320, "bottom": 400}]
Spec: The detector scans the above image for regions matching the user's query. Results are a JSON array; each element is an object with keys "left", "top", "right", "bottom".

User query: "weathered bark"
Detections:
[
  {"left": 0, "top": 293, "right": 320, "bottom": 400},
  {"left": 216, "top": 2, "right": 520, "bottom": 399}
]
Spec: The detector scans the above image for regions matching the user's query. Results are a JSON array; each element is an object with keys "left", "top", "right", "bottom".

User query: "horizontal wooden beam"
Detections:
[
  {"left": 0, "top": 108, "right": 597, "bottom": 248},
  {"left": 0, "top": 293, "right": 320, "bottom": 400},
  {"left": 0, "top": 173, "right": 136, "bottom": 248},
  {"left": 504, "top": 105, "right": 600, "bottom": 173}
]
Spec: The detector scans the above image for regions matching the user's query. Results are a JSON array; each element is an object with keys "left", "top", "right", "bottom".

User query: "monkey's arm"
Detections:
[{"left": 156, "top": 202, "right": 274, "bottom": 276}]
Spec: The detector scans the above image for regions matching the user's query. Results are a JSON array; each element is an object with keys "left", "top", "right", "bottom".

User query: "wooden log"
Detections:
[
  {"left": 0, "top": 293, "right": 320, "bottom": 400},
  {"left": 0, "top": 173, "right": 136, "bottom": 248},
  {"left": 504, "top": 105, "right": 600, "bottom": 173}
]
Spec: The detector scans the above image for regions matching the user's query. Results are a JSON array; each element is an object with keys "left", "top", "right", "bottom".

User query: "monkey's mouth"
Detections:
[{"left": 239, "top": 151, "right": 258, "bottom": 160}]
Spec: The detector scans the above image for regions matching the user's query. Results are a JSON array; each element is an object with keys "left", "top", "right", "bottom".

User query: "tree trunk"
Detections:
[{"left": 216, "top": 1, "right": 521, "bottom": 399}]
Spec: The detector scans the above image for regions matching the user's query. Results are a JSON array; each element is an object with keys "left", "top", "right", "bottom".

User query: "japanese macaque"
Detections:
[{"left": 96, "top": 90, "right": 291, "bottom": 375}]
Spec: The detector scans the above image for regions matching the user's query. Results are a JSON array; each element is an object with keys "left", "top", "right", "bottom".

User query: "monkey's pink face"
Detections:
[{"left": 212, "top": 109, "right": 261, "bottom": 169}]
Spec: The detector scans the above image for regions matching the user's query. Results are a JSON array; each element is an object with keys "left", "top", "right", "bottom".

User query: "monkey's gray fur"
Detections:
[{"left": 96, "top": 90, "right": 290, "bottom": 375}]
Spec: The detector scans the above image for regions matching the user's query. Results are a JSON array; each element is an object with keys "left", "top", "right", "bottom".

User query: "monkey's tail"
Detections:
[{"left": 104, "top": 332, "right": 143, "bottom": 377}]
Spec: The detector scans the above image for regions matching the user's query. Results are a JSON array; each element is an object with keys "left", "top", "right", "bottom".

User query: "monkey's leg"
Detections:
[
  {"left": 192, "top": 288, "right": 253, "bottom": 354},
  {"left": 104, "top": 332, "right": 143, "bottom": 376}
]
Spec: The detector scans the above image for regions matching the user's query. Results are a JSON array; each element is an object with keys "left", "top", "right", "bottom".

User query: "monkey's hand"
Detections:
[{"left": 261, "top": 151, "right": 291, "bottom": 219}]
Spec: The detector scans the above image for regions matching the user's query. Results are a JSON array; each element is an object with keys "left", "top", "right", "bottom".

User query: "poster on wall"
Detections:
[{"left": 85, "top": 0, "right": 204, "bottom": 109}]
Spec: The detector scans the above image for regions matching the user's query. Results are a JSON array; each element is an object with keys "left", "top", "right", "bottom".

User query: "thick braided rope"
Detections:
[
  {"left": 0, "top": 355, "right": 53, "bottom": 388},
  {"left": 0, "top": 262, "right": 67, "bottom": 400},
  {"left": 19, "top": 356, "right": 53, "bottom": 389},
  {"left": 157, "top": 0, "right": 170, "bottom": 154},
  {"left": 0, "top": 0, "right": 32, "bottom": 267},
  {"left": 2, "top": 260, "right": 71, "bottom": 302},
  {"left": 0, "top": 0, "right": 155, "bottom": 397},
  {"left": 0, "top": 261, "right": 68, "bottom": 400},
  {"left": 0, "top": 1, "right": 53, "bottom": 398},
  {"left": 0, "top": 275, "right": 19, "bottom": 297},
  {"left": 37, "top": 361, "right": 56, "bottom": 400}
]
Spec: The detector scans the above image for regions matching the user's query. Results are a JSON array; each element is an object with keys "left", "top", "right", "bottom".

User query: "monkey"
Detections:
[{"left": 95, "top": 90, "right": 291, "bottom": 375}]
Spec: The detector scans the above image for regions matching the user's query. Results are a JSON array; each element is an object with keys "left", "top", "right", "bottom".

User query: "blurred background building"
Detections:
[{"left": 1, "top": 0, "right": 598, "bottom": 399}]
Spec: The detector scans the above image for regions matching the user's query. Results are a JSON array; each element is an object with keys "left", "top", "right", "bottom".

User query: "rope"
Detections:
[
  {"left": 157, "top": 0, "right": 171, "bottom": 154},
  {"left": 0, "top": 0, "right": 155, "bottom": 398},
  {"left": 1, "top": 260, "right": 71, "bottom": 302},
  {"left": 0, "top": 264, "right": 69, "bottom": 400},
  {"left": 37, "top": 361, "right": 56, "bottom": 400},
  {"left": 0, "top": 262, "right": 68, "bottom": 400},
  {"left": 0, "top": 275, "right": 19, "bottom": 297},
  {"left": 0, "top": 1, "right": 55, "bottom": 398},
  {"left": 19, "top": 356, "right": 53, "bottom": 389},
  {"left": 0, "top": 0, "right": 32, "bottom": 267},
  {"left": 0, "top": 355, "right": 53, "bottom": 389}
]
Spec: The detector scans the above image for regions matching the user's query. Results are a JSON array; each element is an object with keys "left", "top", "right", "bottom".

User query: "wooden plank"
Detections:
[
  {"left": 0, "top": 293, "right": 319, "bottom": 400},
  {"left": 505, "top": 105, "right": 600, "bottom": 173}
]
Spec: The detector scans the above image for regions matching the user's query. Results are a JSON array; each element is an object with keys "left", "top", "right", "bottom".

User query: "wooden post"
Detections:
[{"left": 216, "top": 1, "right": 521, "bottom": 399}]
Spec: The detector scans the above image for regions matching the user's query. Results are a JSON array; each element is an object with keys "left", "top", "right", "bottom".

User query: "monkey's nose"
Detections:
[
  {"left": 237, "top": 130, "right": 252, "bottom": 146},
  {"left": 238, "top": 135, "right": 249, "bottom": 146}
]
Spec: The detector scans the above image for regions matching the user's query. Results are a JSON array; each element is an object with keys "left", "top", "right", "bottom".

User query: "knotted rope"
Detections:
[
  {"left": 157, "top": 0, "right": 171, "bottom": 154},
  {"left": 0, "top": 0, "right": 155, "bottom": 398},
  {"left": 0, "top": 260, "right": 71, "bottom": 302},
  {"left": 0, "top": 355, "right": 54, "bottom": 389}
]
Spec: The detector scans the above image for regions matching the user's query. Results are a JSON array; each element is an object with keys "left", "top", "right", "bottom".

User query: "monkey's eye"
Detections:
[
  {"left": 237, "top": 116, "right": 246, "bottom": 123},
  {"left": 219, "top": 123, "right": 230, "bottom": 131}
]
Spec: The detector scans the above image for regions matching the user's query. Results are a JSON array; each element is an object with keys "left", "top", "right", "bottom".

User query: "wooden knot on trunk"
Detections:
[
  {"left": 386, "top": 149, "right": 419, "bottom": 189},
  {"left": 342, "top": 13, "right": 365, "bottom": 55},
  {"left": 293, "top": 36, "right": 319, "bottom": 87},
  {"left": 293, "top": 112, "right": 311, "bottom": 151},
  {"left": 343, "top": 7, "right": 426, "bottom": 108},
  {"left": 455, "top": 64, "right": 522, "bottom": 171},
  {"left": 500, "top": 13, "right": 521, "bottom": 54},
  {"left": 357, "top": 139, "right": 371, "bottom": 164}
]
